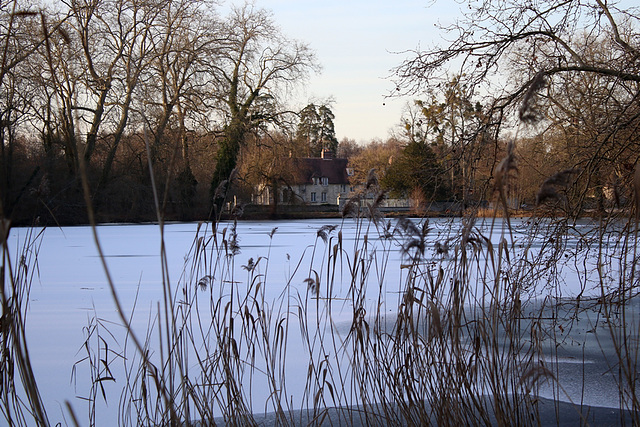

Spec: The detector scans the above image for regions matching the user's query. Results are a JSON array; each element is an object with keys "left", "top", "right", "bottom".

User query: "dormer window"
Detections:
[{"left": 321, "top": 177, "right": 329, "bottom": 186}]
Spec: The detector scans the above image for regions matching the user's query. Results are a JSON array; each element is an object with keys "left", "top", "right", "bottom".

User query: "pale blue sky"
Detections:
[{"left": 235, "top": 0, "right": 459, "bottom": 143}]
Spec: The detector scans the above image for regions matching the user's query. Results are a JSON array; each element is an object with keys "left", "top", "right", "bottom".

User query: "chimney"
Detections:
[{"left": 321, "top": 148, "right": 333, "bottom": 159}]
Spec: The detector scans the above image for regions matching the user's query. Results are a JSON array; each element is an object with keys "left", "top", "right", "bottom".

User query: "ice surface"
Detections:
[{"left": 5, "top": 217, "right": 634, "bottom": 423}]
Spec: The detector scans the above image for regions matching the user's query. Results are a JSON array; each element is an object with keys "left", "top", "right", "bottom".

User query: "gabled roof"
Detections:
[{"left": 289, "top": 157, "right": 349, "bottom": 185}]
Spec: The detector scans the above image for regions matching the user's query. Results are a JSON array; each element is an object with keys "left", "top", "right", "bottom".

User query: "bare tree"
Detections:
[
  {"left": 139, "top": 0, "right": 214, "bottom": 158},
  {"left": 347, "top": 138, "right": 402, "bottom": 188},
  {"left": 208, "top": 2, "right": 319, "bottom": 204},
  {"left": 0, "top": 1, "right": 70, "bottom": 216},
  {"left": 394, "top": 0, "right": 640, "bottom": 211},
  {"left": 395, "top": 1, "right": 640, "bottom": 97},
  {"left": 1, "top": 0, "right": 317, "bottom": 221},
  {"left": 542, "top": 34, "right": 640, "bottom": 210},
  {"left": 0, "top": 2, "right": 68, "bottom": 426},
  {"left": 96, "top": 0, "right": 165, "bottom": 191}
]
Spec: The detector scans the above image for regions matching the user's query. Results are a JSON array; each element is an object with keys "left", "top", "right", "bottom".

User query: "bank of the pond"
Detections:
[
  {"left": 232, "top": 397, "right": 634, "bottom": 426},
  {"left": 225, "top": 203, "right": 539, "bottom": 220}
]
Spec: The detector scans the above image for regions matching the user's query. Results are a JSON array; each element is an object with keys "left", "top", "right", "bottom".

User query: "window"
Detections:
[
  {"left": 321, "top": 192, "right": 327, "bottom": 202},
  {"left": 340, "top": 184, "right": 347, "bottom": 192},
  {"left": 310, "top": 192, "right": 317, "bottom": 202},
  {"left": 321, "top": 177, "right": 329, "bottom": 186}
]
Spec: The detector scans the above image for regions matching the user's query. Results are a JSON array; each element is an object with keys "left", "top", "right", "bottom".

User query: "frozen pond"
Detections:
[{"left": 5, "top": 216, "right": 637, "bottom": 424}]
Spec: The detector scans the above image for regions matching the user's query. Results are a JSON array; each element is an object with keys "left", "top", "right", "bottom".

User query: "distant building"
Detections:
[{"left": 252, "top": 149, "right": 353, "bottom": 206}]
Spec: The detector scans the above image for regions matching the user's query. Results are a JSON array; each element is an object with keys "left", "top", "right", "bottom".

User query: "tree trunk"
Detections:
[{"left": 210, "top": 118, "right": 245, "bottom": 209}]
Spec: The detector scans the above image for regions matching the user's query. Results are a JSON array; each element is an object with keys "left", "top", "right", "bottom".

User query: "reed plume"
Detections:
[
  {"left": 341, "top": 193, "right": 360, "bottom": 218},
  {"left": 494, "top": 140, "right": 518, "bottom": 219},
  {"left": 365, "top": 168, "right": 379, "bottom": 190},
  {"left": 494, "top": 140, "right": 517, "bottom": 194},
  {"left": 536, "top": 168, "right": 581, "bottom": 205},
  {"left": 634, "top": 163, "right": 640, "bottom": 218},
  {"left": 519, "top": 72, "right": 547, "bottom": 124}
]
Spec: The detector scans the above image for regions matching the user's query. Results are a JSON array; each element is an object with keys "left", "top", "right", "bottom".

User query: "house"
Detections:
[{"left": 253, "top": 150, "right": 352, "bottom": 206}]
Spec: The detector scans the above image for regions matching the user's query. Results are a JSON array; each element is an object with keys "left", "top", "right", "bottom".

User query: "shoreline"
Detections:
[
  {"left": 214, "top": 397, "right": 634, "bottom": 426},
  {"left": 14, "top": 199, "right": 629, "bottom": 226}
]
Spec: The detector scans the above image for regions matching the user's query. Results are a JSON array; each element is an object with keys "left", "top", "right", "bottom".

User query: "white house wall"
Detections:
[{"left": 289, "top": 183, "right": 347, "bottom": 205}]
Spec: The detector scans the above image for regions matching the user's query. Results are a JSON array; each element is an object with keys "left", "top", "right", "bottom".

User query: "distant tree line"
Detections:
[{"left": 0, "top": 0, "right": 317, "bottom": 225}]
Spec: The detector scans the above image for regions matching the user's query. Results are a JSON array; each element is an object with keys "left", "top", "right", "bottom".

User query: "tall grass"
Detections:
[
  {"left": 0, "top": 221, "right": 49, "bottom": 427},
  {"left": 1, "top": 141, "right": 640, "bottom": 426},
  {"left": 65, "top": 184, "right": 638, "bottom": 426}
]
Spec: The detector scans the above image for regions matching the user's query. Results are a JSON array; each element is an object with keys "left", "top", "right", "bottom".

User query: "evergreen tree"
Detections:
[
  {"left": 296, "top": 103, "right": 338, "bottom": 156},
  {"left": 296, "top": 104, "right": 321, "bottom": 156},
  {"left": 318, "top": 105, "right": 338, "bottom": 155},
  {"left": 382, "top": 140, "right": 447, "bottom": 202}
]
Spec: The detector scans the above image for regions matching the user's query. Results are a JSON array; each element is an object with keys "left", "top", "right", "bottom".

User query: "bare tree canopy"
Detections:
[
  {"left": 209, "top": 3, "right": 318, "bottom": 205},
  {"left": 394, "top": 0, "right": 640, "bottom": 214},
  {"left": 394, "top": 1, "right": 639, "bottom": 106}
]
